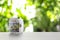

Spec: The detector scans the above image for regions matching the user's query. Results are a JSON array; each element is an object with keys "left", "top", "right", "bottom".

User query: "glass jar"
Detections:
[{"left": 9, "top": 18, "right": 24, "bottom": 35}]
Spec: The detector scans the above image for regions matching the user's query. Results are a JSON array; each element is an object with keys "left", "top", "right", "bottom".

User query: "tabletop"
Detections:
[{"left": 0, "top": 32, "right": 60, "bottom": 40}]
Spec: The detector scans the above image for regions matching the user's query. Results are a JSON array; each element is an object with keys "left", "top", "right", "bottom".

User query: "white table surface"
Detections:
[{"left": 0, "top": 32, "right": 60, "bottom": 40}]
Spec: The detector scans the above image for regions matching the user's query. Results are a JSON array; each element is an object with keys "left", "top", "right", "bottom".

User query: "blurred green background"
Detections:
[{"left": 0, "top": 0, "right": 60, "bottom": 32}]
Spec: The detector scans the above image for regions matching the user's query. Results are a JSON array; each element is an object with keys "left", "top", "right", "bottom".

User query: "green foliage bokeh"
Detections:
[
  {"left": 0, "top": 0, "right": 60, "bottom": 32},
  {"left": 31, "top": 0, "right": 60, "bottom": 32}
]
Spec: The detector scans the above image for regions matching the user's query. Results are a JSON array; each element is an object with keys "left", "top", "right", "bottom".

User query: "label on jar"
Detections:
[{"left": 9, "top": 18, "right": 24, "bottom": 33}]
